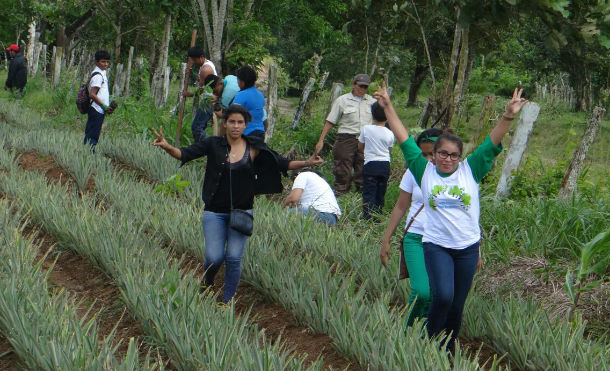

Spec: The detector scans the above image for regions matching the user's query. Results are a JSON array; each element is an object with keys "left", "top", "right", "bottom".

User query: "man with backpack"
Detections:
[{"left": 83, "top": 50, "right": 114, "bottom": 148}]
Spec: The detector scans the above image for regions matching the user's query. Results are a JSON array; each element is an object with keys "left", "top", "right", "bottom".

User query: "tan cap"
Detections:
[{"left": 353, "top": 73, "right": 371, "bottom": 86}]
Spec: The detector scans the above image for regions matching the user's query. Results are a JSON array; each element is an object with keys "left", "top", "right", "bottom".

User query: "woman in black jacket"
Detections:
[{"left": 153, "top": 104, "right": 322, "bottom": 302}]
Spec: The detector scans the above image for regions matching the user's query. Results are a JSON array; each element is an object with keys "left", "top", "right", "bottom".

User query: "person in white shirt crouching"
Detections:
[{"left": 283, "top": 170, "right": 341, "bottom": 226}]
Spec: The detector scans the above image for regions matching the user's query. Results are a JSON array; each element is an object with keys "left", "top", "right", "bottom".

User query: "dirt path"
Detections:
[
  {"left": 278, "top": 98, "right": 296, "bottom": 117},
  {"left": 0, "top": 338, "right": 19, "bottom": 371}
]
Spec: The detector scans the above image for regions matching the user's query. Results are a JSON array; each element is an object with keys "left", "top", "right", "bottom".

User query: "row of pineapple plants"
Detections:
[
  {"left": 0, "top": 144, "right": 316, "bottom": 371},
  {"left": 0, "top": 200, "right": 157, "bottom": 370},
  {"left": 2, "top": 101, "right": 609, "bottom": 370},
  {"left": 0, "top": 105, "right": 485, "bottom": 370}
]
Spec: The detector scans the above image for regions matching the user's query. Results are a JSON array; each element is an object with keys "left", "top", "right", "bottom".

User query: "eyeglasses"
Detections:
[
  {"left": 357, "top": 84, "right": 369, "bottom": 89},
  {"left": 436, "top": 150, "right": 460, "bottom": 161}
]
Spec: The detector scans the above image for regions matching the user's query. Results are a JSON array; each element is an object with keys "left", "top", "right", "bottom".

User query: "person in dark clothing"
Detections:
[
  {"left": 152, "top": 104, "right": 323, "bottom": 302},
  {"left": 4, "top": 44, "right": 27, "bottom": 98}
]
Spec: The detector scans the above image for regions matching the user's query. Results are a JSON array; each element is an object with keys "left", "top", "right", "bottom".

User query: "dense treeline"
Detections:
[{"left": 1, "top": 0, "right": 608, "bottom": 119}]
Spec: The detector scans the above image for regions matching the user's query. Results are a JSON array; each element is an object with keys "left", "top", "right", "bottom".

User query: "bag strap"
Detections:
[
  {"left": 227, "top": 141, "right": 250, "bottom": 211},
  {"left": 87, "top": 71, "right": 102, "bottom": 86},
  {"left": 402, "top": 204, "right": 424, "bottom": 241}
]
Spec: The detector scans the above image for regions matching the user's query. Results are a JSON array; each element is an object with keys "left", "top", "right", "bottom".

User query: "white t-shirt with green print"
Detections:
[
  {"left": 398, "top": 135, "right": 503, "bottom": 249},
  {"left": 420, "top": 161, "right": 480, "bottom": 248}
]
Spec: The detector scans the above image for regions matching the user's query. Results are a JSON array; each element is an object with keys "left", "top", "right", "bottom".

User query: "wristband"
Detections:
[
  {"left": 502, "top": 114, "right": 514, "bottom": 121},
  {"left": 102, "top": 104, "right": 108, "bottom": 112}
]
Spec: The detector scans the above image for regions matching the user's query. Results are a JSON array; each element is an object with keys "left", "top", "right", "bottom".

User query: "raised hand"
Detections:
[
  {"left": 505, "top": 87, "right": 529, "bottom": 118},
  {"left": 152, "top": 126, "right": 169, "bottom": 149}
]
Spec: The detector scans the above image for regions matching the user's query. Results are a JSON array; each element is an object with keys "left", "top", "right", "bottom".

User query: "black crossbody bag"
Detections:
[{"left": 227, "top": 149, "right": 254, "bottom": 236}]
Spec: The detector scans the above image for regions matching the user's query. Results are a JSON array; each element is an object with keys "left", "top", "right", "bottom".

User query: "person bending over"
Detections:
[{"left": 283, "top": 170, "right": 341, "bottom": 226}]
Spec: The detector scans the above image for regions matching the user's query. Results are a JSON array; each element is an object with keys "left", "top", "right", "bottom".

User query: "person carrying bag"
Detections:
[{"left": 152, "top": 103, "right": 322, "bottom": 303}]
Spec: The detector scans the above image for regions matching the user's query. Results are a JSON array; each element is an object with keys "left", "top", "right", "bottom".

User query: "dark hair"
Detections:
[
  {"left": 290, "top": 169, "right": 323, "bottom": 180},
  {"left": 236, "top": 66, "right": 257, "bottom": 88},
  {"left": 94, "top": 50, "right": 111, "bottom": 61},
  {"left": 204, "top": 74, "right": 219, "bottom": 89},
  {"left": 434, "top": 133, "right": 463, "bottom": 155},
  {"left": 223, "top": 104, "right": 252, "bottom": 123},
  {"left": 187, "top": 46, "right": 204, "bottom": 58},
  {"left": 371, "top": 102, "right": 387, "bottom": 122},
  {"left": 416, "top": 128, "right": 443, "bottom": 146}
]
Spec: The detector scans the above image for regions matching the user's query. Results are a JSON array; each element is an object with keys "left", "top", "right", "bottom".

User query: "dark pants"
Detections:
[
  {"left": 424, "top": 241, "right": 479, "bottom": 352},
  {"left": 332, "top": 134, "right": 364, "bottom": 194},
  {"left": 192, "top": 107, "right": 212, "bottom": 143},
  {"left": 83, "top": 107, "right": 105, "bottom": 147},
  {"left": 247, "top": 130, "right": 265, "bottom": 139},
  {"left": 361, "top": 161, "right": 390, "bottom": 218}
]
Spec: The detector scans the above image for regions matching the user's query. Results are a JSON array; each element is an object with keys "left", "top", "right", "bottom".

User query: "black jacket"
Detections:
[
  {"left": 5, "top": 53, "right": 27, "bottom": 89},
  {"left": 180, "top": 135, "right": 291, "bottom": 205}
]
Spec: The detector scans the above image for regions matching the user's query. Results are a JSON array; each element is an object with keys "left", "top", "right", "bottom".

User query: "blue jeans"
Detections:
[
  {"left": 202, "top": 210, "right": 252, "bottom": 302},
  {"left": 192, "top": 107, "right": 212, "bottom": 143},
  {"left": 84, "top": 107, "right": 105, "bottom": 147},
  {"left": 294, "top": 207, "right": 338, "bottom": 226},
  {"left": 423, "top": 241, "right": 479, "bottom": 352},
  {"left": 361, "top": 161, "right": 390, "bottom": 219}
]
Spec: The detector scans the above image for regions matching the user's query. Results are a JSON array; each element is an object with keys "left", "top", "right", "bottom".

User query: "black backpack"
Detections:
[{"left": 76, "top": 72, "right": 102, "bottom": 114}]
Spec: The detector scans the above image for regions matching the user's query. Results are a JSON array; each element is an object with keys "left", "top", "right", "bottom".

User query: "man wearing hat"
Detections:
[
  {"left": 4, "top": 44, "right": 27, "bottom": 98},
  {"left": 314, "top": 73, "right": 376, "bottom": 194}
]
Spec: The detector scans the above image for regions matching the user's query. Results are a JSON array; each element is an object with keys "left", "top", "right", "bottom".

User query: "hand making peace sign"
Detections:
[
  {"left": 152, "top": 126, "right": 169, "bottom": 149},
  {"left": 505, "top": 87, "right": 529, "bottom": 118}
]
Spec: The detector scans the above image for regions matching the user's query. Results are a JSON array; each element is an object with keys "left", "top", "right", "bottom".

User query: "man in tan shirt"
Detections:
[{"left": 315, "top": 73, "right": 376, "bottom": 194}]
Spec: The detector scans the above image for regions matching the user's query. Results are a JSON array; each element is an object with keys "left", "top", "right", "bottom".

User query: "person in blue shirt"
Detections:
[
  {"left": 206, "top": 74, "right": 241, "bottom": 109},
  {"left": 233, "top": 66, "right": 266, "bottom": 138}
]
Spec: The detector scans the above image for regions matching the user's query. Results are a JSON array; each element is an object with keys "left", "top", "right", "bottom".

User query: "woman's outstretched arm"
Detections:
[{"left": 489, "top": 87, "right": 529, "bottom": 146}]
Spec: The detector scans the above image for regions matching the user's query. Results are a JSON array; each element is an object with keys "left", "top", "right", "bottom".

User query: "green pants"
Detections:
[{"left": 403, "top": 232, "right": 431, "bottom": 327}]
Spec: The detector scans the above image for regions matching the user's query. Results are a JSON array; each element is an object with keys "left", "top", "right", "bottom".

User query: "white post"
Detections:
[
  {"left": 52, "top": 46, "right": 63, "bottom": 87},
  {"left": 495, "top": 102, "right": 541, "bottom": 199},
  {"left": 122, "top": 46, "right": 134, "bottom": 97},
  {"left": 112, "top": 63, "right": 124, "bottom": 96},
  {"left": 26, "top": 20, "right": 36, "bottom": 74}
]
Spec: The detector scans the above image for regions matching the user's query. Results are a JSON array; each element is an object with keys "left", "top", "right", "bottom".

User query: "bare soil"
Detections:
[{"left": 0, "top": 338, "right": 20, "bottom": 371}]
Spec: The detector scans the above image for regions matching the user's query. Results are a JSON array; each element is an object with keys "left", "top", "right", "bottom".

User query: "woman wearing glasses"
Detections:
[{"left": 374, "top": 86, "right": 528, "bottom": 352}]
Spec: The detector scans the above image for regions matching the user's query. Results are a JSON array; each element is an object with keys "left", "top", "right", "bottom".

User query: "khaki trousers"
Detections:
[{"left": 332, "top": 134, "right": 364, "bottom": 193}]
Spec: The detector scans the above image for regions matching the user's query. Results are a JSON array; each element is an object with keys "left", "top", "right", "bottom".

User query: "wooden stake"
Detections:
[
  {"left": 558, "top": 106, "right": 606, "bottom": 198},
  {"left": 176, "top": 29, "right": 197, "bottom": 147}
]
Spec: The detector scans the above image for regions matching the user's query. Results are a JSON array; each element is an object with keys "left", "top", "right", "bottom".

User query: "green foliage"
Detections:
[
  {"left": 154, "top": 173, "right": 190, "bottom": 197},
  {"left": 469, "top": 60, "right": 533, "bottom": 97},
  {"left": 565, "top": 228, "right": 610, "bottom": 320},
  {"left": 224, "top": 19, "right": 272, "bottom": 71},
  {"left": 506, "top": 155, "right": 565, "bottom": 200}
]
